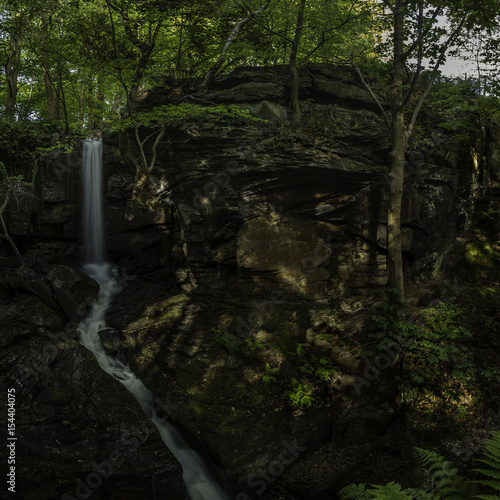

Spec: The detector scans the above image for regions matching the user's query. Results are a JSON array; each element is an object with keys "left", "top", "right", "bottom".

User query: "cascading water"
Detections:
[
  {"left": 82, "top": 138, "right": 106, "bottom": 265},
  {"left": 78, "top": 138, "right": 228, "bottom": 500}
]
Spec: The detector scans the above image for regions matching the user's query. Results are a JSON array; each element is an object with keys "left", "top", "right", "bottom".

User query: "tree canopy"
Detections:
[
  {"left": 0, "top": 1, "right": 498, "bottom": 132},
  {"left": 0, "top": 0, "right": 386, "bottom": 132}
]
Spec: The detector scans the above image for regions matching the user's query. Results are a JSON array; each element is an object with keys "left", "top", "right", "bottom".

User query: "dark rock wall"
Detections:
[{"left": 1, "top": 64, "right": 498, "bottom": 498}]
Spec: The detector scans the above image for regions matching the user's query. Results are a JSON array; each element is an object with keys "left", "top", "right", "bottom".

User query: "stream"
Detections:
[{"left": 77, "top": 138, "right": 228, "bottom": 500}]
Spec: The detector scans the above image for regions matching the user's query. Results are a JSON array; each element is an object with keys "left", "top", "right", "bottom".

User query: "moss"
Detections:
[
  {"left": 466, "top": 240, "right": 493, "bottom": 260},
  {"left": 188, "top": 398, "right": 245, "bottom": 428},
  {"left": 176, "top": 359, "right": 267, "bottom": 414},
  {"left": 47, "top": 385, "right": 76, "bottom": 406},
  {"left": 125, "top": 293, "right": 188, "bottom": 337},
  {"left": 449, "top": 236, "right": 500, "bottom": 282},
  {"left": 19, "top": 458, "right": 74, "bottom": 487},
  {"left": 123, "top": 293, "right": 189, "bottom": 370}
]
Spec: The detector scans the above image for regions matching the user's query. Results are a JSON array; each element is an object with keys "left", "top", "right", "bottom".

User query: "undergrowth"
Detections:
[{"left": 340, "top": 430, "right": 500, "bottom": 499}]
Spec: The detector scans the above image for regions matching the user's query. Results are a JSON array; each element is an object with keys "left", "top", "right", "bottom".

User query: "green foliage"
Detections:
[
  {"left": 340, "top": 431, "right": 500, "bottom": 499},
  {"left": 211, "top": 326, "right": 265, "bottom": 354},
  {"left": 369, "top": 301, "right": 490, "bottom": 403},
  {"left": 211, "top": 322, "right": 336, "bottom": 408},
  {"left": 281, "top": 378, "right": 316, "bottom": 407},
  {"left": 107, "top": 103, "right": 265, "bottom": 133},
  {"left": 211, "top": 327, "right": 242, "bottom": 352},
  {"left": 266, "top": 334, "right": 339, "bottom": 407},
  {"left": 0, "top": 0, "right": 383, "bottom": 132},
  {"left": 420, "top": 76, "right": 500, "bottom": 143},
  {"left": 244, "top": 337, "right": 266, "bottom": 353},
  {"left": 295, "top": 343, "right": 338, "bottom": 383},
  {"left": 415, "top": 303, "right": 476, "bottom": 388},
  {"left": 36, "top": 136, "right": 81, "bottom": 155},
  {"left": 0, "top": 119, "right": 53, "bottom": 178},
  {"left": 340, "top": 481, "right": 433, "bottom": 499},
  {"left": 474, "top": 431, "right": 500, "bottom": 498},
  {"left": 417, "top": 447, "right": 477, "bottom": 498},
  {"left": 262, "top": 362, "right": 279, "bottom": 384}
]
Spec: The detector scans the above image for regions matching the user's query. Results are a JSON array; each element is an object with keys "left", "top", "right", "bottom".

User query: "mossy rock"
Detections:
[
  {"left": 38, "top": 383, "right": 78, "bottom": 406},
  {"left": 448, "top": 236, "right": 500, "bottom": 282},
  {"left": 19, "top": 457, "right": 74, "bottom": 487}
]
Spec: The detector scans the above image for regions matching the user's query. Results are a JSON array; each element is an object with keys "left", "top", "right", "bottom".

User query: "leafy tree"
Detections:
[
  {"left": 357, "top": 0, "right": 499, "bottom": 310},
  {"left": 0, "top": 0, "right": 30, "bottom": 119}
]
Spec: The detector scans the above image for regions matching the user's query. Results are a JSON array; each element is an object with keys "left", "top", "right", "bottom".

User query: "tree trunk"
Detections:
[
  {"left": 5, "top": 70, "right": 19, "bottom": 120},
  {"left": 86, "top": 77, "right": 93, "bottom": 131},
  {"left": 79, "top": 77, "right": 86, "bottom": 132},
  {"left": 55, "top": 66, "right": 62, "bottom": 125},
  {"left": 387, "top": 0, "right": 406, "bottom": 310},
  {"left": 111, "top": 90, "right": 124, "bottom": 113},
  {"left": 42, "top": 66, "right": 56, "bottom": 120},
  {"left": 290, "top": 0, "right": 306, "bottom": 132},
  {"left": 0, "top": 183, "right": 24, "bottom": 265},
  {"left": 56, "top": 61, "right": 69, "bottom": 133},
  {"left": 4, "top": 34, "right": 21, "bottom": 120},
  {"left": 95, "top": 70, "right": 104, "bottom": 128},
  {"left": 41, "top": 14, "right": 58, "bottom": 125}
]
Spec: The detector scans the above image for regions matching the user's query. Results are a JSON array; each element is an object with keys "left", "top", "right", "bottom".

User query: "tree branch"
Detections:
[
  {"left": 403, "top": 5, "right": 441, "bottom": 60},
  {"left": 0, "top": 183, "right": 24, "bottom": 266},
  {"left": 232, "top": 0, "right": 296, "bottom": 44},
  {"left": 134, "top": 125, "right": 149, "bottom": 172},
  {"left": 353, "top": 64, "right": 391, "bottom": 129},
  {"left": 406, "top": 15, "right": 467, "bottom": 140},
  {"left": 303, "top": 0, "right": 365, "bottom": 62},
  {"left": 381, "top": 0, "right": 395, "bottom": 13},
  {"left": 203, "top": 0, "right": 272, "bottom": 87},
  {"left": 480, "top": 0, "right": 500, "bottom": 27},
  {"left": 402, "top": 2, "right": 424, "bottom": 107},
  {"left": 104, "top": 0, "right": 131, "bottom": 116},
  {"left": 148, "top": 126, "right": 165, "bottom": 173}
]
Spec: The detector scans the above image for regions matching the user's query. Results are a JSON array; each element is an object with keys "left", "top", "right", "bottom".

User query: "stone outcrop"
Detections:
[{"left": 1, "top": 64, "right": 498, "bottom": 498}]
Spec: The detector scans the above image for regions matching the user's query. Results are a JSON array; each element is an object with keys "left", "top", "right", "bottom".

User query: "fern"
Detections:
[
  {"left": 416, "top": 447, "right": 476, "bottom": 499},
  {"left": 262, "top": 362, "right": 279, "bottom": 384},
  {"left": 474, "top": 431, "right": 500, "bottom": 499},
  {"left": 339, "top": 432, "right": 500, "bottom": 500},
  {"left": 339, "top": 482, "right": 433, "bottom": 499},
  {"left": 339, "top": 483, "right": 372, "bottom": 500}
]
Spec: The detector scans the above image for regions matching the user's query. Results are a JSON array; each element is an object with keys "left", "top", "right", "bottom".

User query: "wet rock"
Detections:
[
  {"left": 106, "top": 173, "right": 135, "bottom": 200},
  {"left": 5, "top": 266, "right": 58, "bottom": 309},
  {"left": 47, "top": 265, "right": 99, "bottom": 322},
  {"left": 99, "top": 327, "right": 123, "bottom": 353},
  {"left": 6, "top": 183, "right": 41, "bottom": 236},
  {"left": 43, "top": 181, "right": 68, "bottom": 203},
  {"left": 23, "top": 241, "right": 78, "bottom": 266},
  {"left": 0, "top": 293, "right": 63, "bottom": 347}
]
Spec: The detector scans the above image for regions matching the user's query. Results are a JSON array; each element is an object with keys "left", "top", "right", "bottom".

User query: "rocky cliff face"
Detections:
[{"left": 1, "top": 64, "right": 498, "bottom": 498}]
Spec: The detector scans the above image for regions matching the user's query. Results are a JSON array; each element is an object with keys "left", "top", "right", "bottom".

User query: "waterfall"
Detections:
[
  {"left": 82, "top": 138, "right": 106, "bottom": 265},
  {"left": 78, "top": 138, "right": 228, "bottom": 500}
]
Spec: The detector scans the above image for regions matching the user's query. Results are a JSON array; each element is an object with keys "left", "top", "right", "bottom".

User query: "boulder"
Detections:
[
  {"left": 0, "top": 293, "right": 63, "bottom": 347},
  {"left": 47, "top": 265, "right": 99, "bottom": 322},
  {"left": 5, "top": 266, "right": 59, "bottom": 310}
]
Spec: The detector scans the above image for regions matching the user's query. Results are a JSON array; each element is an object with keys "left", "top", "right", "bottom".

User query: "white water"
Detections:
[
  {"left": 82, "top": 138, "right": 106, "bottom": 264},
  {"left": 78, "top": 139, "right": 228, "bottom": 500}
]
